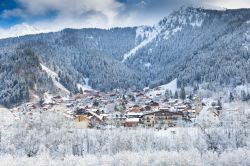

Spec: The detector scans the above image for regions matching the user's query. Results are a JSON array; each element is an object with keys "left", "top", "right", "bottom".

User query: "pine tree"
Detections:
[
  {"left": 241, "top": 90, "right": 247, "bottom": 101},
  {"left": 217, "top": 99, "right": 222, "bottom": 107},
  {"left": 174, "top": 91, "right": 178, "bottom": 99},
  {"left": 165, "top": 89, "right": 170, "bottom": 100},
  {"left": 169, "top": 90, "right": 173, "bottom": 98},
  {"left": 247, "top": 93, "right": 250, "bottom": 101},
  {"left": 188, "top": 94, "right": 193, "bottom": 101},
  {"left": 229, "top": 92, "right": 234, "bottom": 102},
  {"left": 180, "top": 87, "right": 186, "bottom": 101},
  {"left": 79, "top": 88, "right": 83, "bottom": 94}
]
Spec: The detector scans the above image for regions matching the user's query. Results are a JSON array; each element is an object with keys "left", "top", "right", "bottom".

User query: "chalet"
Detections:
[
  {"left": 214, "top": 106, "right": 222, "bottom": 111},
  {"left": 146, "top": 101, "right": 160, "bottom": 109},
  {"left": 187, "top": 109, "right": 196, "bottom": 118},
  {"left": 174, "top": 105, "right": 187, "bottom": 112},
  {"left": 42, "top": 104, "right": 51, "bottom": 110},
  {"left": 52, "top": 95, "right": 63, "bottom": 103},
  {"left": 112, "top": 114, "right": 126, "bottom": 126},
  {"left": 88, "top": 111, "right": 104, "bottom": 127},
  {"left": 168, "top": 99, "right": 179, "bottom": 106},
  {"left": 129, "top": 105, "right": 141, "bottom": 113},
  {"left": 159, "top": 106, "right": 170, "bottom": 111},
  {"left": 74, "top": 93, "right": 83, "bottom": 100},
  {"left": 26, "top": 103, "right": 36, "bottom": 110},
  {"left": 75, "top": 107, "right": 89, "bottom": 116},
  {"left": 74, "top": 115, "right": 89, "bottom": 128},
  {"left": 194, "top": 96, "right": 202, "bottom": 114},
  {"left": 143, "top": 113, "right": 155, "bottom": 127},
  {"left": 126, "top": 112, "right": 143, "bottom": 119},
  {"left": 125, "top": 118, "right": 140, "bottom": 127},
  {"left": 66, "top": 103, "right": 74, "bottom": 108},
  {"left": 136, "top": 93, "right": 144, "bottom": 97},
  {"left": 143, "top": 110, "right": 186, "bottom": 127},
  {"left": 144, "top": 105, "right": 152, "bottom": 111}
]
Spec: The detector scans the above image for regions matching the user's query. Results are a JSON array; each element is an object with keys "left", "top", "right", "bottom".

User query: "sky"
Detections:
[{"left": 0, "top": 0, "right": 249, "bottom": 38}]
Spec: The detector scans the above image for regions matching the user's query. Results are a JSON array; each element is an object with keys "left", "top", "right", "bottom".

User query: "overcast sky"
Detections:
[{"left": 0, "top": 0, "right": 249, "bottom": 38}]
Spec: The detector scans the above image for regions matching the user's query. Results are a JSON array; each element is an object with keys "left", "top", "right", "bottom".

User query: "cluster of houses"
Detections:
[
  {"left": 10, "top": 87, "right": 225, "bottom": 129},
  {"left": 70, "top": 97, "right": 203, "bottom": 129},
  {"left": 43, "top": 88, "right": 205, "bottom": 129}
]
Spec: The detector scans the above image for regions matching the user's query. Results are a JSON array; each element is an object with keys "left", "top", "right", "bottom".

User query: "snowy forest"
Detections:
[
  {"left": 0, "top": 7, "right": 250, "bottom": 107},
  {"left": 0, "top": 107, "right": 249, "bottom": 165}
]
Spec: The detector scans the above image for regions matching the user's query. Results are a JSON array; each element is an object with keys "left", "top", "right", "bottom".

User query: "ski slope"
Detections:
[{"left": 40, "top": 64, "right": 70, "bottom": 94}]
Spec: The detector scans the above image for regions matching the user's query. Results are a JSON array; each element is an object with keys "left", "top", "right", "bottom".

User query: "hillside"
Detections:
[{"left": 0, "top": 7, "right": 250, "bottom": 107}]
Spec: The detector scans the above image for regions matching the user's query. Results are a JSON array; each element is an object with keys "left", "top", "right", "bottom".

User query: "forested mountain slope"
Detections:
[
  {"left": 124, "top": 7, "right": 250, "bottom": 88},
  {"left": 0, "top": 7, "right": 250, "bottom": 107}
]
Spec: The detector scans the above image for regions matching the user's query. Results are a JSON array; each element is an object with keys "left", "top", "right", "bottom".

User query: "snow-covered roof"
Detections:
[
  {"left": 125, "top": 118, "right": 140, "bottom": 123},
  {"left": 127, "top": 112, "right": 143, "bottom": 116}
]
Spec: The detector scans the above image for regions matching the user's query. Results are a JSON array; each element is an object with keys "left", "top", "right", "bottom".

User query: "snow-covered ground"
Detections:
[
  {"left": 146, "top": 79, "right": 177, "bottom": 98},
  {"left": 0, "top": 106, "right": 14, "bottom": 128},
  {"left": 77, "top": 78, "right": 93, "bottom": 92},
  {"left": 40, "top": 64, "right": 70, "bottom": 95},
  {"left": 122, "top": 25, "right": 162, "bottom": 62}
]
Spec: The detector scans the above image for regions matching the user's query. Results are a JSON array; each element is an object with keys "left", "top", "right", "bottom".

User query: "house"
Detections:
[
  {"left": 143, "top": 114, "right": 155, "bottom": 127},
  {"left": 112, "top": 114, "right": 126, "bottom": 127},
  {"left": 75, "top": 107, "right": 89, "bottom": 116},
  {"left": 52, "top": 95, "right": 63, "bottom": 103},
  {"left": 26, "top": 103, "right": 36, "bottom": 110},
  {"left": 148, "top": 101, "right": 160, "bottom": 109},
  {"left": 126, "top": 112, "right": 143, "bottom": 119},
  {"left": 144, "top": 105, "right": 151, "bottom": 111},
  {"left": 129, "top": 105, "right": 141, "bottom": 112},
  {"left": 187, "top": 109, "right": 196, "bottom": 118},
  {"left": 66, "top": 103, "right": 74, "bottom": 108},
  {"left": 74, "top": 115, "right": 89, "bottom": 128},
  {"left": 88, "top": 111, "right": 104, "bottom": 127},
  {"left": 194, "top": 96, "right": 202, "bottom": 114},
  {"left": 174, "top": 105, "right": 187, "bottom": 112},
  {"left": 143, "top": 110, "right": 186, "bottom": 127},
  {"left": 125, "top": 118, "right": 140, "bottom": 127}
]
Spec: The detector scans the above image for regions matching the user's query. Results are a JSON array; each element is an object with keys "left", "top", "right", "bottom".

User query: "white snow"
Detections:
[
  {"left": 235, "top": 84, "right": 250, "bottom": 94},
  {"left": 172, "top": 27, "right": 182, "bottom": 33},
  {"left": 77, "top": 78, "right": 93, "bottom": 92},
  {"left": 144, "top": 63, "right": 151, "bottom": 68},
  {"left": 0, "top": 106, "right": 14, "bottom": 128},
  {"left": 163, "top": 30, "right": 170, "bottom": 40},
  {"left": 146, "top": 79, "right": 178, "bottom": 98},
  {"left": 0, "top": 23, "right": 42, "bottom": 39},
  {"left": 190, "top": 20, "right": 203, "bottom": 27},
  {"left": 243, "top": 44, "right": 249, "bottom": 51},
  {"left": 122, "top": 25, "right": 162, "bottom": 62},
  {"left": 43, "top": 92, "right": 54, "bottom": 104},
  {"left": 125, "top": 118, "right": 140, "bottom": 122},
  {"left": 135, "top": 26, "right": 148, "bottom": 39},
  {"left": 40, "top": 64, "right": 70, "bottom": 94},
  {"left": 86, "top": 36, "right": 94, "bottom": 39}
]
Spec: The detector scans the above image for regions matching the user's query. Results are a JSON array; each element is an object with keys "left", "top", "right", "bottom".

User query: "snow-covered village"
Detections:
[
  {"left": 6, "top": 79, "right": 218, "bottom": 129},
  {"left": 0, "top": 1, "right": 250, "bottom": 165},
  {"left": 1, "top": 76, "right": 250, "bottom": 165}
]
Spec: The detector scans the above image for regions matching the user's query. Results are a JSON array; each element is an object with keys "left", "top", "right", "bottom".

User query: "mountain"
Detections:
[
  {"left": 0, "top": 7, "right": 250, "bottom": 107},
  {"left": 124, "top": 7, "right": 250, "bottom": 88},
  {"left": 0, "top": 23, "right": 42, "bottom": 39}
]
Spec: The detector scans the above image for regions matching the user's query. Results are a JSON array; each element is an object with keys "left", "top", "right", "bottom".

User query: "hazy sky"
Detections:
[{"left": 0, "top": 0, "right": 249, "bottom": 38}]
